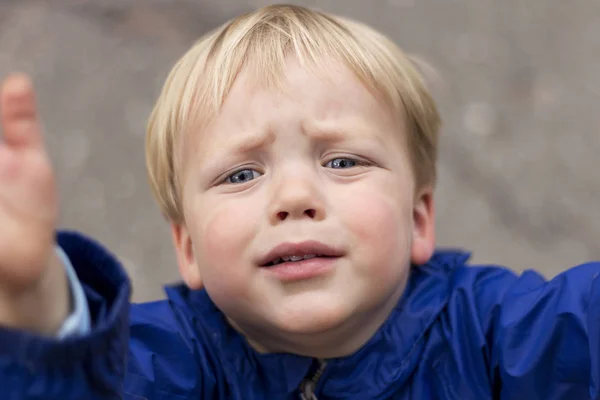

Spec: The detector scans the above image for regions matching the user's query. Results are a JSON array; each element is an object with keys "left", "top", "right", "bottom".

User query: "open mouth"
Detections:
[
  {"left": 263, "top": 254, "right": 336, "bottom": 267},
  {"left": 259, "top": 241, "right": 344, "bottom": 267}
]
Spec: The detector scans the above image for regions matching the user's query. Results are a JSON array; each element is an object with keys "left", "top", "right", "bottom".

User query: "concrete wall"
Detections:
[{"left": 1, "top": 0, "right": 598, "bottom": 301}]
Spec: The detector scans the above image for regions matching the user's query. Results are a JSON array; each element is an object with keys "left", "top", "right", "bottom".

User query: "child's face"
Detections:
[{"left": 172, "top": 58, "right": 435, "bottom": 355}]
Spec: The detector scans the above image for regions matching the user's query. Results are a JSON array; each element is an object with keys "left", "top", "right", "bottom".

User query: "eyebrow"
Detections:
[
  {"left": 304, "top": 127, "right": 347, "bottom": 142},
  {"left": 225, "top": 131, "right": 276, "bottom": 155},
  {"left": 303, "top": 120, "right": 384, "bottom": 144}
]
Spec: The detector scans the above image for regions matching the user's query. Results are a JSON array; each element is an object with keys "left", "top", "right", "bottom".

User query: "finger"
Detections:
[{"left": 0, "top": 74, "right": 44, "bottom": 149}]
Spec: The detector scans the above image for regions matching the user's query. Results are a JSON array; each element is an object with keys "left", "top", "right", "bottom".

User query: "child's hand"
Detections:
[{"left": 0, "top": 74, "right": 69, "bottom": 334}]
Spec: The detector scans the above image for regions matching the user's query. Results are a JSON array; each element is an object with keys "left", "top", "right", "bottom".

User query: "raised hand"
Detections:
[{"left": 0, "top": 74, "right": 68, "bottom": 334}]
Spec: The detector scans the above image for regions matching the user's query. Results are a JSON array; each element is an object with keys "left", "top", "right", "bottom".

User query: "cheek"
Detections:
[
  {"left": 190, "top": 198, "right": 260, "bottom": 294},
  {"left": 202, "top": 207, "right": 251, "bottom": 260},
  {"left": 338, "top": 180, "right": 413, "bottom": 279}
]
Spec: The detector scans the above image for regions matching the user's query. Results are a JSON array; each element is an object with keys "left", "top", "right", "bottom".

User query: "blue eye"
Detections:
[
  {"left": 325, "top": 158, "right": 359, "bottom": 169},
  {"left": 225, "top": 169, "right": 261, "bottom": 184}
]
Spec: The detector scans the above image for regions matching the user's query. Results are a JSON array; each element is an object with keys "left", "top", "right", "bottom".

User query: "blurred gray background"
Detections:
[{"left": 1, "top": 0, "right": 598, "bottom": 302}]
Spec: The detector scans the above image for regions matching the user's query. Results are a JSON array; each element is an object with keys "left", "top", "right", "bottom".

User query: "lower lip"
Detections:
[{"left": 262, "top": 257, "right": 339, "bottom": 282}]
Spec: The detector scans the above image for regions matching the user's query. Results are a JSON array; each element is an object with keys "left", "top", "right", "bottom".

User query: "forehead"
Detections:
[
  {"left": 230, "top": 60, "right": 391, "bottom": 121},
  {"left": 186, "top": 58, "right": 405, "bottom": 157}
]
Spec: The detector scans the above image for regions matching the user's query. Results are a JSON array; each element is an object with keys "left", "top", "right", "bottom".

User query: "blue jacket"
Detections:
[{"left": 1, "top": 230, "right": 600, "bottom": 399}]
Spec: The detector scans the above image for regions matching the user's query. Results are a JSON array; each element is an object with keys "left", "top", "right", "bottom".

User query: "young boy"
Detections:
[{"left": 0, "top": 4, "right": 599, "bottom": 399}]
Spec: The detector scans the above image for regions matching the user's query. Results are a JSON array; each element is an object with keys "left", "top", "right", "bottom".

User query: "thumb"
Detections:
[{"left": 0, "top": 74, "right": 44, "bottom": 149}]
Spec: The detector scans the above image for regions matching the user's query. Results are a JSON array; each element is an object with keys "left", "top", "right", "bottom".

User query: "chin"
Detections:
[{"left": 269, "top": 299, "right": 353, "bottom": 335}]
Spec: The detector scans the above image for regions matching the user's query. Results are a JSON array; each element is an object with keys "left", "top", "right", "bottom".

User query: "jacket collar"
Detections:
[{"left": 167, "top": 249, "right": 470, "bottom": 397}]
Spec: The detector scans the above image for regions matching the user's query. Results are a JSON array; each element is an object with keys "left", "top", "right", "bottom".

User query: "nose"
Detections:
[{"left": 268, "top": 170, "right": 326, "bottom": 224}]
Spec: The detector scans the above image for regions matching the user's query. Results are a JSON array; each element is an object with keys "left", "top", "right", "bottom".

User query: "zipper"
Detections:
[{"left": 299, "top": 359, "right": 327, "bottom": 400}]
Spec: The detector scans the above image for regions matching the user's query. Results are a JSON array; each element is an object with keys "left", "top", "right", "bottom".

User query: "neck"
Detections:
[{"left": 228, "top": 282, "right": 406, "bottom": 359}]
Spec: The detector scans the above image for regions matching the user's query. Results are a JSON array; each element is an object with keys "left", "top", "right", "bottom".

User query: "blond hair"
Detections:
[{"left": 146, "top": 4, "right": 441, "bottom": 223}]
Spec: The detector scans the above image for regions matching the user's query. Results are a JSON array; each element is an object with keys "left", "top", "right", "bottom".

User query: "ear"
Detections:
[
  {"left": 171, "top": 223, "right": 203, "bottom": 290},
  {"left": 410, "top": 186, "right": 435, "bottom": 265}
]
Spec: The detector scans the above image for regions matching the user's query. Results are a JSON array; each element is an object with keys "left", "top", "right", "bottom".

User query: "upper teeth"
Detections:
[
  {"left": 272, "top": 254, "right": 318, "bottom": 265},
  {"left": 283, "top": 254, "right": 317, "bottom": 262}
]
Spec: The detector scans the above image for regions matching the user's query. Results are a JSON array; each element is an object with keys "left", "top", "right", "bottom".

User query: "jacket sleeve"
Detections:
[
  {"left": 0, "top": 231, "right": 215, "bottom": 400},
  {"left": 0, "top": 231, "right": 132, "bottom": 400},
  {"left": 477, "top": 261, "right": 600, "bottom": 399}
]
